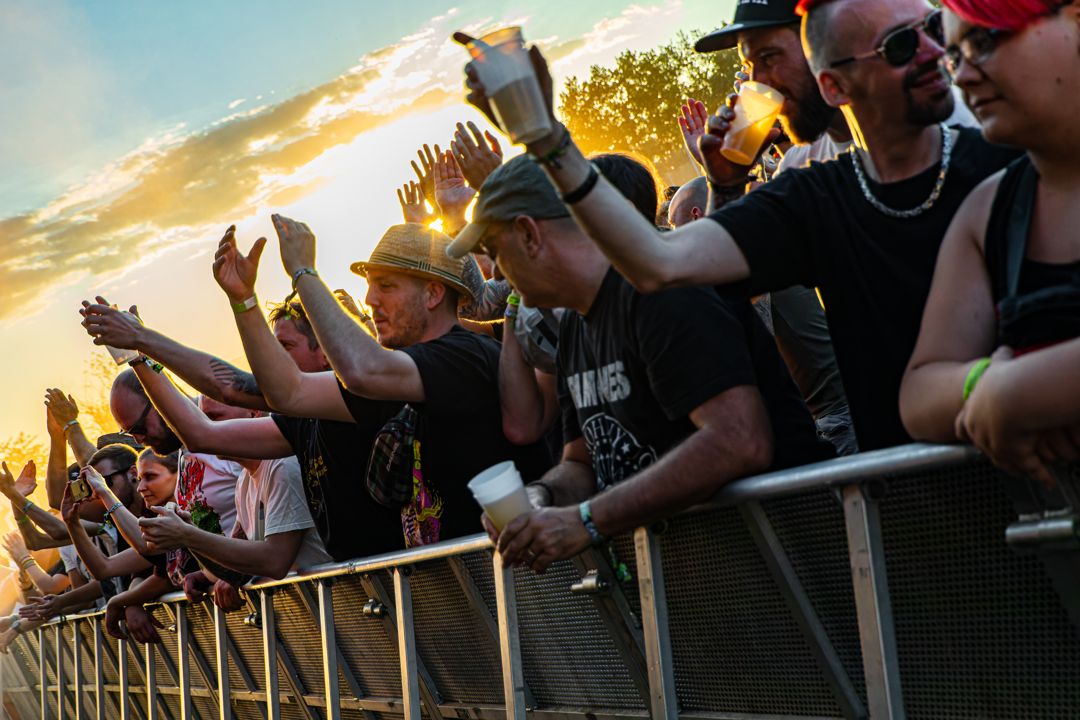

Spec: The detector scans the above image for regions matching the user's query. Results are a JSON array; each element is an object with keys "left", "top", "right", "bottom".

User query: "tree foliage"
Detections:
[{"left": 559, "top": 31, "right": 741, "bottom": 184}]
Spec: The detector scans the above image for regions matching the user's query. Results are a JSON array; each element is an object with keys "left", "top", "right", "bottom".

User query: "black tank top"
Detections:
[{"left": 984, "top": 156, "right": 1080, "bottom": 351}]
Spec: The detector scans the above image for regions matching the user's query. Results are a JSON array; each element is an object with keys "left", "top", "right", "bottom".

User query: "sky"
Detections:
[{"left": 0, "top": 0, "right": 734, "bottom": 445}]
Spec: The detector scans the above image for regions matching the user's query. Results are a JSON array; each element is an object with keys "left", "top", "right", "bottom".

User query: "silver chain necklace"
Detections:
[{"left": 849, "top": 123, "right": 954, "bottom": 219}]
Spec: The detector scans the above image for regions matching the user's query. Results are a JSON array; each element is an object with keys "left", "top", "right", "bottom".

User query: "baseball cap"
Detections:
[
  {"left": 695, "top": 0, "right": 801, "bottom": 53},
  {"left": 446, "top": 155, "right": 570, "bottom": 260},
  {"left": 352, "top": 224, "right": 474, "bottom": 299}
]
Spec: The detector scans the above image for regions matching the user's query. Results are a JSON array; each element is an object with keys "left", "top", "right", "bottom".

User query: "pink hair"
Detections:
[{"left": 943, "top": 0, "right": 1061, "bottom": 31}]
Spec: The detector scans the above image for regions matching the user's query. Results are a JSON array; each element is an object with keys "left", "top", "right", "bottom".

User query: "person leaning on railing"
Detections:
[{"left": 900, "top": 0, "right": 1080, "bottom": 486}]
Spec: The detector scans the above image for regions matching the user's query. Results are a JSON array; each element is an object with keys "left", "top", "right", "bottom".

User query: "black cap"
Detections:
[{"left": 695, "top": 0, "right": 801, "bottom": 53}]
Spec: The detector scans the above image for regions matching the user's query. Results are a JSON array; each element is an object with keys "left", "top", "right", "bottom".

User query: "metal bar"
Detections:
[
  {"left": 174, "top": 604, "right": 192, "bottom": 720},
  {"left": 270, "top": 622, "right": 319, "bottom": 720},
  {"left": 260, "top": 591, "right": 280, "bottom": 720},
  {"left": 316, "top": 580, "right": 341, "bottom": 720},
  {"left": 160, "top": 603, "right": 221, "bottom": 715},
  {"left": 120, "top": 638, "right": 150, "bottom": 720},
  {"left": 296, "top": 582, "right": 372, "bottom": 713},
  {"left": 72, "top": 620, "right": 84, "bottom": 719},
  {"left": 741, "top": 501, "right": 867, "bottom": 719},
  {"left": 446, "top": 557, "right": 537, "bottom": 710},
  {"left": 393, "top": 568, "right": 421, "bottom": 720},
  {"left": 212, "top": 598, "right": 267, "bottom": 720},
  {"left": 97, "top": 631, "right": 135, "bottom": 720},
  {"left": 145, "top": 642, "right": 158, "bottom": 720},
  {"left": 212, "top": 603, "right": 232, "bottom": 720},
  {"left": 118, "top": 637, "right": 130, "bottom": 720},
  {"left": 92, "top": 620, "right": 106, "bottom": 720},
  {"left": 54, "top": 625, "right": 66, "bottom": 720},
  {"left": 359, "top": 573, "right": 443, "bottom": 717},
  {"left": 492, "top": 553, "right": 526, "bottom": 720},
  {"left": 38, "top": 628, "right": 48, "bottom": 720},
  {"left": 843, "top": 484, "right": 905, "bottom": 719},
  {"left": 634, "top": 526, "right": 678, "bottom": 720},
  {"left": 571, "top": 549, "right": 651, "bottom": 706}
]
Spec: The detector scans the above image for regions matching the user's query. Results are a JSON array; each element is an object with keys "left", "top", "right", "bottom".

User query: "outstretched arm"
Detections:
[
  {"left": 44, "top": 402, "right": 69, "bottom": 510},
  {"left": 44, "top": 389, "right": 95, "bottom": 467},
  {"left": 211, "top": 225, "right": 356, "bottom": 421},
  {"left": 61, "top": 484, "right": 151, "bottom": 581}
]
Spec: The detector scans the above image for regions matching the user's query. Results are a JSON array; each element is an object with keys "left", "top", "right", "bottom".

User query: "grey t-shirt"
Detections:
[{"left": 234, "top": 457, "right": 333, "bottom": 571}]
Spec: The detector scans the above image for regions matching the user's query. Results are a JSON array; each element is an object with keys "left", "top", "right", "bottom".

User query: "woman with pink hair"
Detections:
[{"left": 900, "top": 0, "right": 1080, "bottom": 484}]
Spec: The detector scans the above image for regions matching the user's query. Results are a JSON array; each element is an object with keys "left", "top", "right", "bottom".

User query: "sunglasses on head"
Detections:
[
  {"left": 121, "top": 400, "right": 153, "bottom": 438},
  {"left": 831, "top": 9, "right": 944, "bottom": 69}
]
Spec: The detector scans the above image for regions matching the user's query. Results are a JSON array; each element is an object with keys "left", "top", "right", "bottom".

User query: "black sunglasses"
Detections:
[
  {"left": 101, "top": 464, "right": 135, "bottom": 488},
  {"left": 121, "top": 400, "right": 153, "bottom": 438},
  {"left": 831, "top": 9, "right": 944, "bottom": 69}
]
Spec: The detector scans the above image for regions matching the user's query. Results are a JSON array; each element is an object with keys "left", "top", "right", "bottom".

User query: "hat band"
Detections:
[{"left": 366, "top": 250, "right": 464, "bottom": 287}]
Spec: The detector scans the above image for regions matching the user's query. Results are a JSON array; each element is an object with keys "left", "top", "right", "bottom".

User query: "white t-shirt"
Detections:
[
  {"left": 234, "top": 457, "right": 332, "bottom": 570},
  {"left": 777, "top": 87, "right": 979, "bottom": 174},
  {"left": 176, "top": 450, "right": 242, "bottom": 537}
]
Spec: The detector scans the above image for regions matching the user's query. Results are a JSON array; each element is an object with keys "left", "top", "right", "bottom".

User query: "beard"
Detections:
[
  {"left": 777, "top": 73, "right": 839, "bottom": 145},
  {"left": 375, "top": 294, "right": 430, "bottom": 349},
  {"left": 148, "top": 430, "right": 182, "bottom": 455},
  {"left": 903, "top": 60, "right": 955, "bottom": 126}
]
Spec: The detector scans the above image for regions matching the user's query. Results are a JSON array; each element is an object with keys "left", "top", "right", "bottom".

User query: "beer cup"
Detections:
[
  {"left": 720, "top": 81, "right": 784, "bottom": 165},
  {"left": 468, "top": 461, "right": 532, "bottom": 531},
  {"left": 463, "top": 27, "right": 553, "bottom": 145}
]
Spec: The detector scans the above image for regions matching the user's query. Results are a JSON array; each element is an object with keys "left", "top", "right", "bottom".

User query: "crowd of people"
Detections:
[{"left": 2, "top": 0, "right": 1077, "bottom": 649}]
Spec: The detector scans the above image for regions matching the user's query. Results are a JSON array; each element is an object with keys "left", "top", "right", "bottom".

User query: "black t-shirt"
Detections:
[
  {"left": 558, "top": 269, "right": 833, "bottom": 491},
  {"left": 272, "top": 414, "right": 404, "bottom": 561},
  {"left": 711, "top": 127, "right": 1021, "bottom": 451},
  {"left": 339, "top": 326, "right": 552, "bottom": 546}
]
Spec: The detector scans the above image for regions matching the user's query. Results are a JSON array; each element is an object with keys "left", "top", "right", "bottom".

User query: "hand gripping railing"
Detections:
[{"left": 3, "top": 444, "right": 1078, "bottom": 720}]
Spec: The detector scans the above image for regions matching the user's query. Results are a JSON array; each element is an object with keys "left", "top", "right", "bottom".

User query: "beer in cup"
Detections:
[
  {"left": 720, "top": 81, "right": 784, "bottom": 166},
  {"left": 461, "top": 27, "right": 553, "bottom": 145},
  {"left": 468, "top": 461, "right": 532, "bottom": 531}
]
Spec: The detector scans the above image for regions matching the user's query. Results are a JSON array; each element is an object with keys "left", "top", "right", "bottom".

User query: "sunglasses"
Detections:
[
  {"left": 831, "top": 9, "right": 944, "bottom": 69},
  {"left": 100, "top": 464, "right": 135, "bottom": 488},
  {"left": 121, "top": 400, "right": 153, "bottom": 438}
]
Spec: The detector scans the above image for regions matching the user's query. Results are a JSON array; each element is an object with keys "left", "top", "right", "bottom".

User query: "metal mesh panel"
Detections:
[
  {"left": 332, "top": 573, "right": 405, "bottom": 699},
  {"left": 409, "top": 558, "right": 504, "bottom": 705},
  {"left": 181, "top": 602, "right": 219, "bottom": 694},
  {"left": 221, "top": 601, "right": 269, "bottom": 694},
  {"left": 12, "top": 633, "right": 40, "bottom": 692},
  {"left": 513, "top": 557, "right": 645, "bottom": 710},
  {"left": 880, "top": 461, "right": 1080, "bottom": 719},
  {"left": 264, "top": 586, "right": 323, "bottom": 697},
  {"left": 660, "top": 506, "right": 843, "bottom": 717},
  {"left": 148, "top": 606, "right": 183, "bottom": 689},
  {"left": 762, "top": 490, "right": 868, "bottom": 705},
  {"left": 233, "top": 698, "right": 268, "bottom": 720}
]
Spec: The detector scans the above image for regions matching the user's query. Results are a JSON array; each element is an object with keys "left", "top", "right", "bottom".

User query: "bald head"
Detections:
[{"left": 666, "top": 177, "right": 710, "bottom": 228}]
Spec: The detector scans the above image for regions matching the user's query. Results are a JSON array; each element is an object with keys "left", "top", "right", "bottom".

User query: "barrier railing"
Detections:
[{"left": 3, "top": 444, "right": 1078, "bottom": 720}]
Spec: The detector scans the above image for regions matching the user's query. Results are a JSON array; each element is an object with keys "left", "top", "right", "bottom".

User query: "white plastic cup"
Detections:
[
  {"left": 102, "top": 308, "right": 143, "bottom": 365},
  {"left": 464, "top": 27, "right": 553, "bottom": 145},
  {"left": 720, "top": 81, "right": 785, "bottom": 165},
  {"left": 468, "top": 461, "right": 532, "bottom": 531}
]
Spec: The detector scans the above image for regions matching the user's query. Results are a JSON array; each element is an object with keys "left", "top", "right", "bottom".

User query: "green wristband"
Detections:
[
  {"left": 231, "top": 295, "right": 258, "bottom": 314},
  {"left": 963, "top": 357, "right": 992, "bottom": 401}
]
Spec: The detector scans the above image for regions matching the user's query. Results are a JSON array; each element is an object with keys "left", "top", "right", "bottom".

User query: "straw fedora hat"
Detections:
[{"left": 351, "top": 224, "right": 474, "bottom": 299}]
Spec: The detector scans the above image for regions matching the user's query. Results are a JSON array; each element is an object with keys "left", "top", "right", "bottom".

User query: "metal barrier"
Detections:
[{"left": 3, "top": 444, "right": 1079, "bottom": 720}]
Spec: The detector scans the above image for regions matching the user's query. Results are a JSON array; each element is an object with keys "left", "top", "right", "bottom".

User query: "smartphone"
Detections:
[{"left": 69, "top": 478, "right": 92, "bottom": 502}]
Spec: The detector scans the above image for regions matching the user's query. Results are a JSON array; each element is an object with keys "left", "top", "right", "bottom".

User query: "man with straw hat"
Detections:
[{"left": 212, "top": 217, "right": 550, "bottom": 548}]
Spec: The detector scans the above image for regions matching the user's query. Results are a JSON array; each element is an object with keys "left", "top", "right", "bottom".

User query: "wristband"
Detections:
[
  {"left": 562, "top": 163, "right": 600, "bottom": 205},
  {"left": 19, "top": 557, "right": 36, "bottom": 571},
  {"left": 578, "top": 500, "right": 606, "bottom": 546},
  {"left": 20, "top": 498, "right": 33, "bottom": 514},
  {"left": 707, "top": 177, "right": 751, "bottom": 207},
  {"left": 127, "top": 354, "right": 148, "bottom": 367},
  {"left": 291, "top": 267, "right": 319, "bottom": 291},
  {"left": 103, "top": 500, "right": 123, "bottom": 518},
  {"left": 504, "top": 293, "right": 521, "bottom": 320},
  {"left": 231, "top": 295, "right": 259, "bottom": 315},
  {"left": 63, "top": 419, "right": 79, "bottom": 433},
  {"left": 963, "top": 358, "right": 992, "bottom": 401},
  {"left": 529, "top": 126, "right": 572, "bottom": 169}
]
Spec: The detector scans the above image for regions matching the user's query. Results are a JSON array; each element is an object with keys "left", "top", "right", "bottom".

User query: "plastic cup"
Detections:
[
  {"left": 720, "top": 81, "right": 785, "bottom": 166},
  {"left": 468, "top": 461, "right": 532, "bottom": 531},
  {"left": 101, "top": 308, "right": 143, "bottom": 365},
  {"left": 463, "top": 27, "right": 553, "bottom": 145}
]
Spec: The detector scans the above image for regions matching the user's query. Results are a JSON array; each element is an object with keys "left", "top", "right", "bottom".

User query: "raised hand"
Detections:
[
  {"left": 410, "top": 144, "right": 438, "bottom": 207},
  {"left": 678, "top": 98, "right": 709, "bottom": 168},
  {"left": 397, "top": 181, "right": 435, "bottom": 225},
  {"left": 434, "top": 149, "right": 476, "bottom": 221},
  {"left": 78, "top": 297, "right": 144, "bottom": 350},
  {"left": 2, "top": 532, "right": 29, "bottom": 565},
  {"left": 271, "top": 214, "right": 317, "bottom": 278},
  {"left": 14, "top": 460, "right": 36, "bottom": 498},
  {"left": 59, "top": 481, "right": 87, "bottom": 523},
  {"left": 455, "top": 34, "right": 555, "bottom": 146},
  {"left": 0, "top": 462, "right": 15, "bottom": 498},
  {"left": 451, "top": 121, "right": 503, "bottom": 189},
  {"left": 80, "top": 465, "right": 111, "bottom": 502},
  {"left": 212, "top": 225, "right": 266, "bottom": 304},
  {"left": 44, "top": 388, "right": 79, "bottom": 427}
]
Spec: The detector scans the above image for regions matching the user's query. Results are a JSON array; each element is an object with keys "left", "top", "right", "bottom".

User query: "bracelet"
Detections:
[
  {"left": 18, "top": 557, "right": 36, "bottom": 571},
  {"left": 562, "top": 163, "right": 600, "bottom": 205},
  {"left": 231, "top": 295, "right": 259, "bottom": 315},
  {"left": 708, "top": 177, "right": 751, "bottom": 207},
  {"left": 963, "top": 357, "right": 992, "bottom": 401},
  {"left": 578, "top": 500, "right": 606, "bottom": 546},
  {"left": 103, "top": 500, "right": 123, "bottom": 518},
  {"left": 291, "top": 267, "right": 319, "bottom": 292},
  {"left": 529, "top": 126, "right": 572, "bottom": 169},
  {"left": 21, "top": 498, "right": 33, "bottom": 514},
  {"left": 62, "top": 419, "right": 79, "bottom": 433},
  {"left": 127, "top": 354, "right": 148, "bottom": 368},
  {"left": 504, "top": 293, "right": 521, "bottom": 320},
  {"left": 10, "top": 618, "right": 21, "bottom": 634},
  {"left": 16, "top": 514, "right": 30, "bottom": 526}
]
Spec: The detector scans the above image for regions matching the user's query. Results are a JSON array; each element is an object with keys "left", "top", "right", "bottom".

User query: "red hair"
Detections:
[
  {"left": 795, "top": 0, "right": 827, "bottom": 16},
  {"left": 943, "top": 0, "right": 1061, "bottom": 31}
]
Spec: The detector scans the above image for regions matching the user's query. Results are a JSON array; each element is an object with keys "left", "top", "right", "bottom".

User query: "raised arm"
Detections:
[
  {"left": 44, "top": 389, "right": 95, "bottom": 467},
  {"left": 79, "top": 300, "right": 270, "bottom": 412},
  {"left": 80, "top": 464, "right": 151, "bottom": 555},
  {"left": 459, "top": 44, "right": 749, "bottom": 292},
  {"left": 61, "top": 484, "right": 151, "bottom": 581},
  {"left": 126, "top": 358, "right": 293, "bottom": 458},
  {"left": 44, "top": 403, "right": 69, "bottom": 509},
  {"left": 210, "top": 225, "right": 357, "bottom": 420},
  {"left": 498, "top": 322, "right": 559, "bottom": 445}
]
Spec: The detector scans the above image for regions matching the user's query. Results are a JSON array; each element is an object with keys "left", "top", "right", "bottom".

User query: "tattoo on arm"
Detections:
[{"left": 209, "top": 358, "right": 262, "bottom": 398}]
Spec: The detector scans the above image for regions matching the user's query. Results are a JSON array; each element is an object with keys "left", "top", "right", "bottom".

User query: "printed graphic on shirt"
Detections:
[
  {"left": 400, "top": 438, "right": 443, "bottom": 547},
  {"left": 581, "top": 413, "right": 657, "bottom": 491},
  {"left": 565, "top": 361, "right": 632, "bottom": 410}
]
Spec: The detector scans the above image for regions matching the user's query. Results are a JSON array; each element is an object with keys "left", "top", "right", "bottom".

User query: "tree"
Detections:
[{"left": 559, "top": 31, "right": 741, "bottom": 185}]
